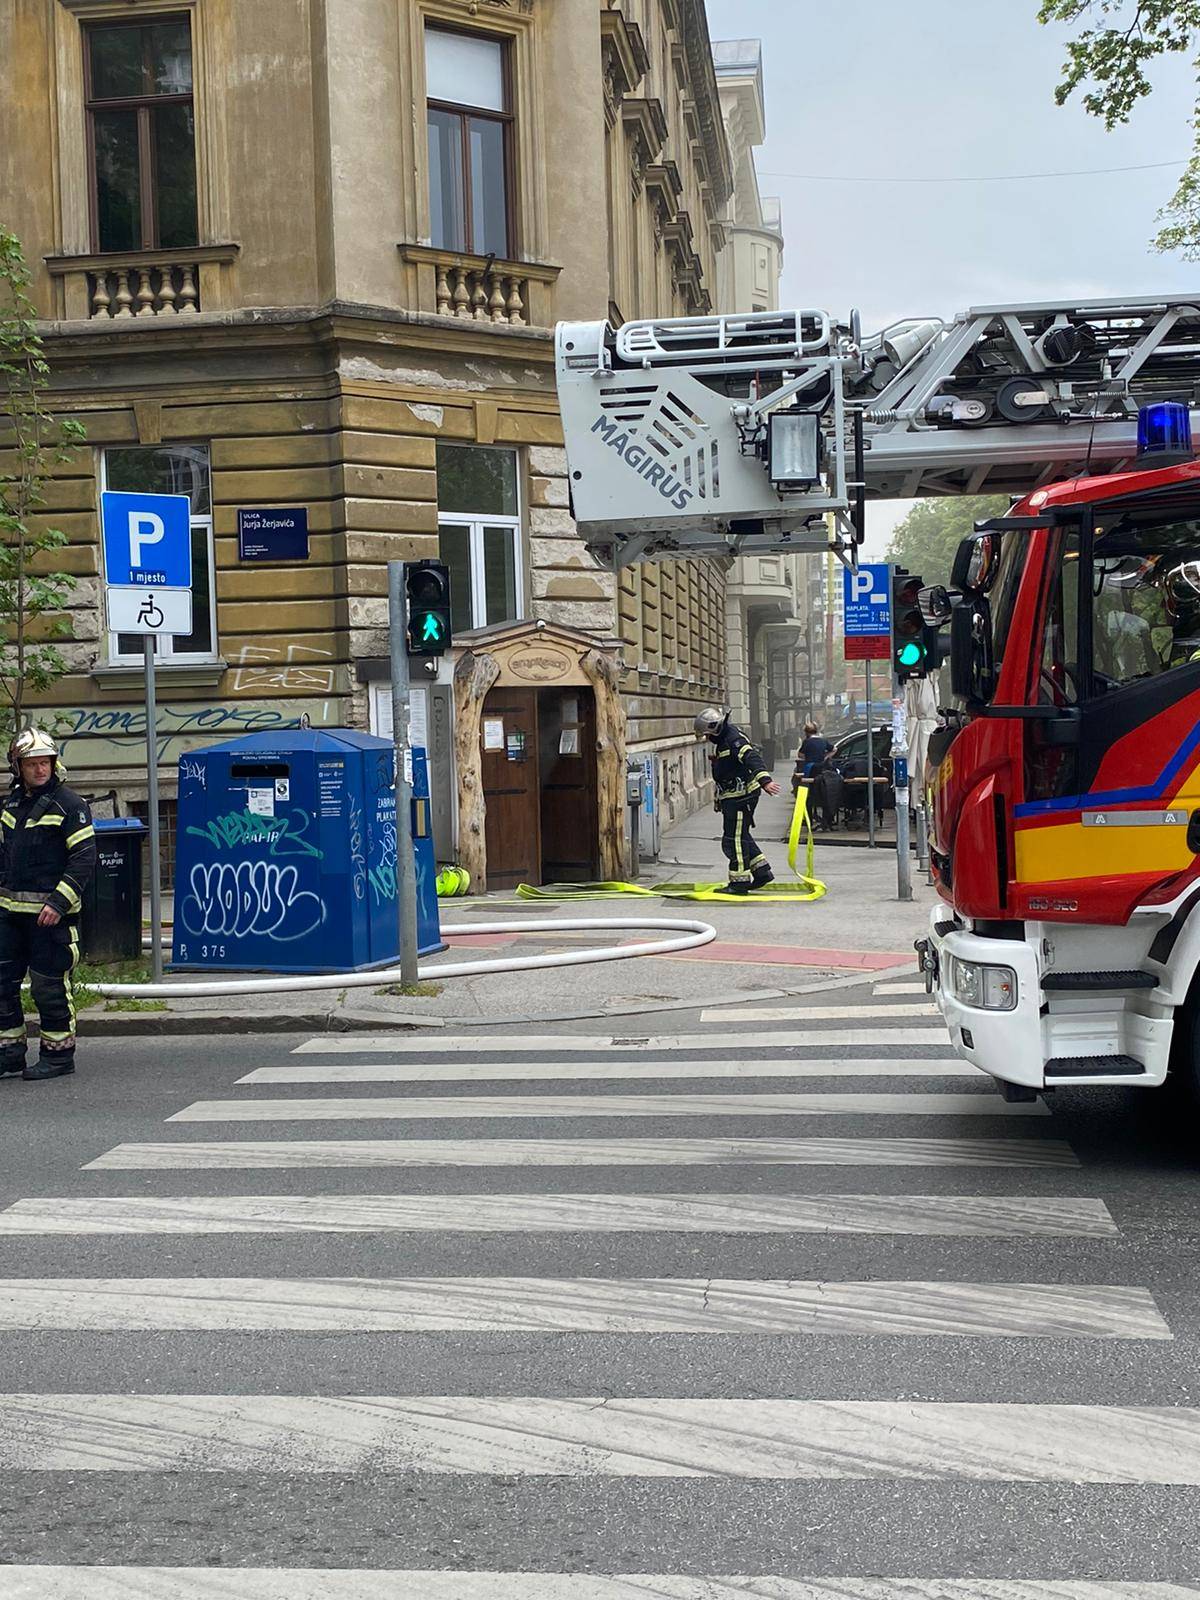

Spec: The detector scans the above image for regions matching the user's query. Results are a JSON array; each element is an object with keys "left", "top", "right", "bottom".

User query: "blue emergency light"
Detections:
[{"left": 1137, "top": 401, "right": 1194, "bottom": 465}]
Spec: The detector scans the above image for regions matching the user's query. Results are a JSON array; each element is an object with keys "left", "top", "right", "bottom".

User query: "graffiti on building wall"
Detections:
[
  {"left": 53, "top": 700, "right": 341, "bottom": 770},
  {"left": 232, "top": 643, "right": 336, "bottom": 695}
]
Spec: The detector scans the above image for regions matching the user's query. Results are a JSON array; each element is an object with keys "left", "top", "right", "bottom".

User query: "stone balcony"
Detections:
[
  {"left": 44, "top": 245, "right": 240, "bottom": 323},
  {"left": 398, "top": 245, "right": 560, "bottom": 331}
]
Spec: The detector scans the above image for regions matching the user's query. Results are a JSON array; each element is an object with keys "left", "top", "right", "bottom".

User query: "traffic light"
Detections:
[
  {"left": 891, "top": 566, "right": 929, "bottom": 679},
  {"left": 404, "top": 560, "right": 451, "bottom": 657}
]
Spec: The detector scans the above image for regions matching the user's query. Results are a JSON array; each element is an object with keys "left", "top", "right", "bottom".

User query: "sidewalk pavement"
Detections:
[{"left": 86, "top": 763, "right": 936, "bottom": 1036}]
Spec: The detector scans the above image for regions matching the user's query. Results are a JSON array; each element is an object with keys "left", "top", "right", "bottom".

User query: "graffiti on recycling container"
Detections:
[
  {"left": 179, "top": 861, "right": 326, "bottom": 943},
  {"left": 185, "top": 808, "right": 324, "bottom": 859},
  {"left": 180, "top": 757, "right": 206, "bottom": 790},
  {"left": 368, "top": 805, "right": 397, "bottom": 906},
  {"left": 348, "top": 796, "right": 367, "bottom": 901}
]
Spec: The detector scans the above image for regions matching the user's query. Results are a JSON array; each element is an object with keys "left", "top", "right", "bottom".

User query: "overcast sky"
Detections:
[{"left": 704, "top": 0, "right": 1200, "bottom": 556}]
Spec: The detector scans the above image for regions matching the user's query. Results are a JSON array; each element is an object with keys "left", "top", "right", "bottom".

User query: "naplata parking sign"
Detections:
[{"left": 238, "top": 507, "right": 309, "bottom": 562}]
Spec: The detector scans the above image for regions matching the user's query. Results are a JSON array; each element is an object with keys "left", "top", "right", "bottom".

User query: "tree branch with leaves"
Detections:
[
  {"left": 1039, "top": 0, "right": 1200, "bottom": 255},
  {"left": 0, "top": 226, "right": 84, "bottom": 745}
]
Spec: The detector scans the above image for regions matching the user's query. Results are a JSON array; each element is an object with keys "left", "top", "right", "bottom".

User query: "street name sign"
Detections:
[{"left": 238, "top": 507, "right": 310, "bottom": 563}]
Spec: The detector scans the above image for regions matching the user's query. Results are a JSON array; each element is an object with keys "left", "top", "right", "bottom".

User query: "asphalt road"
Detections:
[{"left": 2, "top": 979, "right": 1200, "bottom": 1596}]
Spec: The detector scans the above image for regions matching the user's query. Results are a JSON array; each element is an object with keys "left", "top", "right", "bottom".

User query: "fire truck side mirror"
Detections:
[
  {"left": 952, "top": 532, "right": 1000, "bottom": 593},
  {"left": 949, "top": 598, "right": 995, "bottom": 705}
]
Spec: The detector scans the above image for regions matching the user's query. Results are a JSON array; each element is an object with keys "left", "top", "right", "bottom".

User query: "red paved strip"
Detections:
[{"left": 660, "top": 941, "right": 909, "bottom": 970}]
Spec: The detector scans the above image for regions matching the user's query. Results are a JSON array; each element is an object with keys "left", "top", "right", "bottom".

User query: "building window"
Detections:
[
  {"left": 425, "top": 27, "right": 512, "bottom": 257},
  {"left": 85, "top": 15, "right": 198, "bottom": 253},
  {"left": 436, "top": 443, "right": 521, "bottom": 631},
  {"left": 101, "top": 444, "right": 217, "bottom": 663}
]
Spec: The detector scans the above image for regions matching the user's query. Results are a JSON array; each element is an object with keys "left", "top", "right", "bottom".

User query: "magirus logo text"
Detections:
[{"left": 591, "top": 417, "right": 693, "bottom": 511}]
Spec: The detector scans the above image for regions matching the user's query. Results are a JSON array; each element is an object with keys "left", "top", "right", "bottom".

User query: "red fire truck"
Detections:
[
  {"left": 920, "top": 414, "right": 1200, "bottom": 1099},
  {"left": 555, "top": 297, "right": 1200, "bottom": 1097}
]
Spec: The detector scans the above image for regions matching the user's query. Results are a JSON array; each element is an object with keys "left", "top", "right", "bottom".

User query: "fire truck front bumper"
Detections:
[{"left": 918, "top": 913, "right": 1045, "bottom": 1090}]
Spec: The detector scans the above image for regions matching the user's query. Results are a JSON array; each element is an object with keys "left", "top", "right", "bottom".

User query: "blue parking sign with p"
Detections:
[{"left": 100, "top": 491, "right": 192, "bottom": 589}]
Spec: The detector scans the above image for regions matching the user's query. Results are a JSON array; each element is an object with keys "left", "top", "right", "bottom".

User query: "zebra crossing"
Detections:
[{"left": 0, "top": 975, "right": 1191, "bottom": 1592}]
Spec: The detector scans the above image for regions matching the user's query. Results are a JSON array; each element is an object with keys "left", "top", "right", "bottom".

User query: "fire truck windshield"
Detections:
[
  {"left": 1093, "top": 517, "right": 1200, "bottom": 686},
  {"left": 1040, "top": 506, "right": 1200, "bottom": 704}
]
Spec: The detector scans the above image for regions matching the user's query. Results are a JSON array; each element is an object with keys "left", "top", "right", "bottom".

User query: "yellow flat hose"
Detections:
[{"left": 514, "top": 788, "right": 826, "bottom": 904}]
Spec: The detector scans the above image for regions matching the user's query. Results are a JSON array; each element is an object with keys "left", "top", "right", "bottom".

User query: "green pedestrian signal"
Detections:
[
  {"left": 898, "top": 639, "right": 925, "bottom": 668},
  {"left": 404, "top": 559, "right": 452, "bottom": 658}
]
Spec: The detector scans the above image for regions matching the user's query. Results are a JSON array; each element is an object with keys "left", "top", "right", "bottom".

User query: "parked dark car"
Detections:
[{"left": 830, "top": 726, "right": 895, "bottom": 816}]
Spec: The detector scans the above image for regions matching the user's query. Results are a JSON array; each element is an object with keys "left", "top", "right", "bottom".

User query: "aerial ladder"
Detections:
[
  {"left": 556, "top": 294, "right": 1200, "bottom": 1104},
  {"left": 556, "top": 294, "right": 1200, "bottom": 566}
]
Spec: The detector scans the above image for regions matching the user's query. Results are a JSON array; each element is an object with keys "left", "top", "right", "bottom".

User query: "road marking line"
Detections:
[
  {"left": 11, "top": 1574, "right": 1199, "bottom": 1598},
  {"left": 873, "top": 982, "right": 929, "bottom": 995},
  {"left": 0, "top": 1278, "right": 1164, "bottom": 1338},
  {"left": 238, "top": 1058, "right": 981, "bottom": 1085},
  {"left": 85, "top": 1136, "right": 1079, "bottom": 1170},
  {"left": 293, "top": 1029, "right": 950, "bottom": 1054},
  {"left": 700, "top": 1004, "right": 940, "bottom": 1023},
  {"left": 0, "top": 1193, "right": 1116, "bottom": 1237},
  {"left": 4, "top": 1396, "right": 1200, "bottom": 1478},
  {"left": 167, "top": 1092, "right": 1043, "bottom": 1124}
]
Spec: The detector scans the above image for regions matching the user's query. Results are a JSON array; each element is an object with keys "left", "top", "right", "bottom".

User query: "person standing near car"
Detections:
[
  {"left": 798, "top": 720, "right": 832, "bottom": 777},
  {"left": 0, "top": 729, "right": 96, "bottom": 1081},
  {"left": 694, "top": 708, "right": 780, "bottom": 894}
]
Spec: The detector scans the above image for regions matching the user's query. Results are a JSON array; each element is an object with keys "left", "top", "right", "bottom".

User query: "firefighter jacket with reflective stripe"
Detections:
[
  {"left": 0, "top": 777, "right": 96, "bottom": 919},
  {"left": 710, "top": 721, "right": 772, "bottom": 801}
]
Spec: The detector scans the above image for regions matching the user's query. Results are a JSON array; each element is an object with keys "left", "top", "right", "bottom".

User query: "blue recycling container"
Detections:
[{"left": 171, "top": 729, "right": 443, "bottom": 973}]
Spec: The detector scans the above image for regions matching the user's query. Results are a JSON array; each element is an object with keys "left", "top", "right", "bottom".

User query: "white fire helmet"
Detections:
[
  {"left": 10, "top": 728, "right": 59, "bottom": 776},
  {"left": 693, "top": 707, "right": 727, "bottom": 736}
]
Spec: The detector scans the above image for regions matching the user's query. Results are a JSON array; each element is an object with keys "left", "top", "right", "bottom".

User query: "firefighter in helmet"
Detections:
[
  {"left": 694, "top": 708, "right": 781, "bottom": 894},
  {"left": 0, "top": 729, "right": 96, "bottom": 1080}
]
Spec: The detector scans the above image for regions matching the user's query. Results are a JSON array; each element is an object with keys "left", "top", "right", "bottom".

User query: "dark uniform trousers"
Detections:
[
  {"left": 719, "top": 794, "right": 768, "bottom": 883},
  {"left": 0, "top": 915, "right": 79, "bottom": 1058},
  {"left": 0, "top": 774, "right": 96, "bottom": 1064}
]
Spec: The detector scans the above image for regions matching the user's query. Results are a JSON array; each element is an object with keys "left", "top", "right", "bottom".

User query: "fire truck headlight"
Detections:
[{"left": 951, "top": 958, "right": 1017, "bottom": 1011}]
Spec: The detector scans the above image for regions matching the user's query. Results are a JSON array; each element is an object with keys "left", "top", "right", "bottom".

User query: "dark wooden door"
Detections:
[
  {"left": 481, "top": 687, "right": 540, "bottom": 890},
  {"left": 538, "top": 687, "right": 599, "bottom": 882}
]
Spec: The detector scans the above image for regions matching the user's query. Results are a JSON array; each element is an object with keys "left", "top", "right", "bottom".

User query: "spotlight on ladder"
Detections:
[{"left": 1137, "top": 402, "right": 1194, "bottom": 467}]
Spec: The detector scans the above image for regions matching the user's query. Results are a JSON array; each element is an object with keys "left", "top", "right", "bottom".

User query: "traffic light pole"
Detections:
[
  {"left": 387, "top": 560, "right": 420, "bottom": 987},
  {"left": 893, "top": 710, "right": 913, "bottom": 903},
  {"left": 864, "top": 659, "right": 877, "bottom": 848}
]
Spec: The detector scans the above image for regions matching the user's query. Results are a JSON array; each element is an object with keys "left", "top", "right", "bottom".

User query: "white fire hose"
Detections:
[{"left": 89, "top": 915, "right": 717, "bottom": 1000}]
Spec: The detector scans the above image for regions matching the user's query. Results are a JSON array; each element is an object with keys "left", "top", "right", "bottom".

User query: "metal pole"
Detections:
[
  {"left": 894, "top": 757, "right": 913, "bottom": 901},
  {"left": 865, "top": 658, "right": 877, "bottom": 847},
  {"left": 143, "top": 637, "right": 163, "bottom": 982},
  {"left": 388, "top": 561, "right": 419, "bottom": 986},
  {"left": 892, "top": 673, "right": 913, "bottom": 902}
]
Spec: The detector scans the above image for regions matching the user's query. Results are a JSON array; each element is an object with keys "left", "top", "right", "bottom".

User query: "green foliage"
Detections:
[
  {"left": 1038, "top": 0, "right": 1200, "bottom": 255},
  {"left": 0, "top": 227, "right": 84, "bottom": 744},
  {"left": 884, "top": 496, "right": 1009, "bottom": 588}
]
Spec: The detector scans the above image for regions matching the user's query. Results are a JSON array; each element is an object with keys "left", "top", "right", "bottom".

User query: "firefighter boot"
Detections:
[
  {"left": 721, "top": 881, "right": 752, "bottom": 896},
  {"left": 0, "top": 1044, "right": 25, "bottom": 1077},
  {"left": 751, "top": 866, "right": 776, "bottom": 889},
  {"left": 24, "top": 1049, "right": 75, "bottom": 1082}
]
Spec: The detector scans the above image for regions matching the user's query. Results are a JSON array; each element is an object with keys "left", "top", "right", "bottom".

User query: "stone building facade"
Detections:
[{"left": 0, "top": 0, "right": 774, "bottom": 874}]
